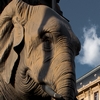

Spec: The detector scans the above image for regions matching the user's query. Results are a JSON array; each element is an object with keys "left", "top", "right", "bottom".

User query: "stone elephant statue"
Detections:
[{"left": 0, "top": 0, "right": 81, "bottom": 100}]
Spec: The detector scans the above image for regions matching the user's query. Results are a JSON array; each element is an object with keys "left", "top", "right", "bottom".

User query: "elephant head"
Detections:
[{"left": 0, "top": 0, "right": 81, "bottom": 100}]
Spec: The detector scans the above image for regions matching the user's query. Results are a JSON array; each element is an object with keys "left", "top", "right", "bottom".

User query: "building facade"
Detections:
[{"left": 76, "top": 65, "right": 100, "bottom": 100}]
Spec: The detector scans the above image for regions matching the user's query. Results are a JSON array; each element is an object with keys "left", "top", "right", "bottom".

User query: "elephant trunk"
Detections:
[
  {"left": 54, "top": 62, "right": 76, "bottom": 100},
  {"left": 51, "top": 39, "right": 76, "bottom": 100},
  {"left": 43, "top": 61, "right": 76, "bottom": 100}
]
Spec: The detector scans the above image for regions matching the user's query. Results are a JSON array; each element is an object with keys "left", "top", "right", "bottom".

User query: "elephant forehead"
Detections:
[
  {"left": 25, "top": 17, "right": 61, "bottom": 32},
  {"left": 23, "top": 6, "right": 72, "bottom": 41}
]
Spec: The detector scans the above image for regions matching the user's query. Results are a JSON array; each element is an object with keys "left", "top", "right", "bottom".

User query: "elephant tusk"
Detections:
[
  {"left": 53, "top": 93, "right": 61, "bottom": 98},
  {"left": 53, "top": 93, "right": 65, "bottom": 100},
  {"left": 42, "top": 84, "right": 65, "bottom": 100},
  {"left": 54, "top": 93, "right": 57, "bottom": 97}
]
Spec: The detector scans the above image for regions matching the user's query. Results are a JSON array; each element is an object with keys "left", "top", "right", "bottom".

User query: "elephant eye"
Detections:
[{"left": 43, "top": 39, "right": 52, "bottom": 52}]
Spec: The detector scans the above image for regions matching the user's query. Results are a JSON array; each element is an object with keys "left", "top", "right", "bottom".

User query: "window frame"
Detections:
[{"left": 94, "top": 91, "right": 99, "bottom": 100}]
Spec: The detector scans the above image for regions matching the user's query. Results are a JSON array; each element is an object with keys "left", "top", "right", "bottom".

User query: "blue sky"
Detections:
[{"left": 59, "top": 1, "right": 100, "bottom": 79}]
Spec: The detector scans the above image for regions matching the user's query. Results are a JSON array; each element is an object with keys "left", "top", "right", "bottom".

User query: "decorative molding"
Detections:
[
  {"left": 89, "top": 88, "right": 93, "bottom": 94},
  {"left": 78, "top": 78, "right": 100, "bottom": 93}
]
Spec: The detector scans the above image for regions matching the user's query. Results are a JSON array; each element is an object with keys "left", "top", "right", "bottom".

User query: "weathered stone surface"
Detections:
[{"left": 0, "top": 0, "right": 81, "bottom": 100}]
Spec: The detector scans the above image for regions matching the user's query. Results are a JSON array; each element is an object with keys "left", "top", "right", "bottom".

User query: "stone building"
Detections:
[{"left": 76, "top": 65, "right": 100, "bottom": 100}]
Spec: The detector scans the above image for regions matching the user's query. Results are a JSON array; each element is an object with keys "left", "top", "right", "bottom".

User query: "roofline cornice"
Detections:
[{"left": 77, "top": 65, "right": 100, "bottom": 83}]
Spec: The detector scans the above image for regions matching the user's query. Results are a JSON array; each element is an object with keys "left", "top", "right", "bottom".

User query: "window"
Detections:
[{"left": 94, "top": 91, "right": 99, "bottom": 100}]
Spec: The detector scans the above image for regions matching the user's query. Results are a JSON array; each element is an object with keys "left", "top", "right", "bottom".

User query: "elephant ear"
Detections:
[
  {"left": 1, "top": 21, "right": 24, "bottom": 84},
  {"left": 0, "top": 0, "right": 31, "bottom": 84},
  {"left": 0, "top": 3, "right": 24, "bottom": 83},
  {"left": 0, "top": 18, "right": 14, "bottom": 83}
]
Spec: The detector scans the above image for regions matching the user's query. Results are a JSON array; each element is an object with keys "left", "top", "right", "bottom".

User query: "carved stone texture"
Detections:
[{"left": 0, "top": 0, "right": 81, "bottom": 100}]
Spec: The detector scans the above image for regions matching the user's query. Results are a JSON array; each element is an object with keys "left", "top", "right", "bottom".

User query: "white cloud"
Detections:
[{"left": 78, "top": 25, "right": 100, "bottom": 67}]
